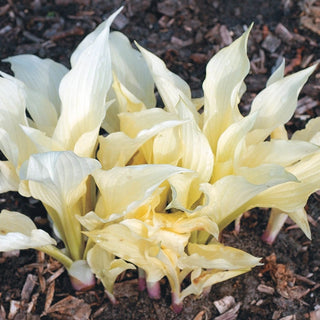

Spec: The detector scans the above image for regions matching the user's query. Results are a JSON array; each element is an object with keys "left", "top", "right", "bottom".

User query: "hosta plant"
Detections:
[{"left": 0, "top": 7, "right": 319, "bottom": 312}]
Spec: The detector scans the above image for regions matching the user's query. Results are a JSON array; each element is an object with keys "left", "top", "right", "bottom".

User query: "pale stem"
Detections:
[
  {"left": 138, "top": 268, "right": 146, "bottom": 291},
  {"left": 234, "top": 214, "right": 242, "bottom": 234},
  {"left": 261, "top": 209, "right": 288, "bottom": 245},
  {"left": 146, "top": 280, "right": 161, "bottom": 299},
  {"left": 40, "top": 245, "right": 73, "bottom": 269},
  {"left": 171, "top": 292, "right": 183, "bottom": 313},
  {"left": 63, "top": 202, "right": 84, "bottom": 261},
  {"left": 68, "top": 260, "right": 96, "bottom": 291}
]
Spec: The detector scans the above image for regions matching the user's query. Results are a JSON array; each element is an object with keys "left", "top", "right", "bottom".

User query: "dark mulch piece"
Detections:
[{"left": 1, "top": 0, "right": 320, "bottom": 319}]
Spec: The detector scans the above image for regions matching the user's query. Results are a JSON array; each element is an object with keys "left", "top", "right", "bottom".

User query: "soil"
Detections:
[{"left": 0, "top": 0, "right": 320, "bottom": 319}]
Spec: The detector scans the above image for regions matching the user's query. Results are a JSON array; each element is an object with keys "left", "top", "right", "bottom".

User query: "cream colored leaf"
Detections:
[
  {"left": 136, "top": 43, "right": 199, "bottom": 123},
  {"left": 87, "top": 244, "right": 135, "bottom": 297},
  {"left": 180, "top": 242, "right": 261, "bottom": 270},
  {"left": 167, "top": 172, "right": 203, "bottom": 212},
  {"left": 20, "top": 126, "right": 64, "bottom": 153},
  {"left": 216, "top": 112, "right": 257, "bottom": 163},
  {"left": 236, "top": 164, "right": 298, "bottom": 186},
  {"left": 153, "top": 126, "right": 182, "bottom": 165},
  {"left": 70, "top": 8, "right": 123, "bottom": 66},
  {"left": 266, "top": 59, "right": 285, "bottom": 86},
  {"left": 181, "top": 268, "right": 251, "bottom": 299},
  {"left": 203, "top": 26, "right": 251, "bottom": 153},
  {"left": 119, "top": 108, "right": 180, "bottom": 138},
  {"left": 0, "top": 161, "right": 19, "bottom": 192},
  {"left": 4, "top": 54, "right": 68, "bottom": 114},
  {"left": 292, "top": 117, "right": 320, "bottom": 145},
  {"left": 19, "top": 151, "right": 101, "bottom": 260},
  {"left": 20, "top": 151, "right": 101, "bottom": 214},
  {"left": 92, "top": 164, "right": 191, "bottom": 219},
  {"left": 86, "top": 223, "right": 166, "bottom": 283},
  {"left": 0, "top": 76, "right": 36, "bottom": 167},
  {"left": 110, "top": 31, "right": 156, "bottom": 108},
  {"left": 111, "top": 75, "right": 147, "bottom": 114},
  {"left": 199, "top": 175, "right": 275, "bottom": 230},
  {"left": 176, "top": 98, "right": 214, "bottom": 182},
  {"left": 98, "top": 119, "right": 185, "bottom": 170},
  {"left": 238, "top": 139, "right": 319, "bottom": 168},
  {"left": 248, "top": 65, "right": 317, "bottom": 144},
  {"left": 53, "top": 9, "right": 120, "bottom": 156},
  {"left": 0, "top": 210, "right": 56, "bottom": 251}
]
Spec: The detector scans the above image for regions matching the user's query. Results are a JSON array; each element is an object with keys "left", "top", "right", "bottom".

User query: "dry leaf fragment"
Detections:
[
  {"left": 27, "top": 293, "right": 39, "bottom": 314},
  {"left": 44, "top": 281, "right": 55, "bottom": 313},
  {"left": 8, "top": 300, "right": 20, "bottom": 319},
  {"left": 0, "top": 304, "right": 6, "bottom": 320},
  {"left": 46, "top": 296, "right": 91, "bottom": 320},
  {"left": 279, "top": 315, "right": 296, "bottom": 320},
  {"left": 113, "top": 278, "right": 139, "bottom": 298},
  {"left": 310, "top": 308, "right": 320, "bottom": 320},
  {"left": 21, "top": 274, "right": 37, "bottom": 301},
  {"left": 214, "top": 303, "right": 241, "bottom": 320},
  {"left": 214, "top": 296, "right": 236, "bottom": 314},
  {"left": 193, "top": 310, "right": 206, "bottom": 320},
  {"left": 257, "top": 284, "right": 275, "bottom": 295},
  {"left": 46, "top": 266, "right": 65, "bottom": 284}
]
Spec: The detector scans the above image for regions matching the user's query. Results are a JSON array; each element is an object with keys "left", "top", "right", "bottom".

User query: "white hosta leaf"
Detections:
[
  {"left": 0, "top": 128, "right": 19, "bottom": 167},
  {"left": 199, "top": 175, "right": 288, "bottom": 230},
  {"left": 98, "top": 119, "right": 185, "bottom": 170},
  {"left": 203, "top": 26, "right": 251, "bottom": 153},
  {"left": 119, "top": 109, "right": 181, "bottom": 164},
  {"left": 248, "top": 65, "right": 317, "bottom": 144},
  {"left": 136, "top": 43, "right": 199, "bottom": 123},
  {"left": 181, "top": 268, "right": 251, "bottom": 300},
  {"left": 0, "top": 75, "right": 27, "bottom": 122},
  {"left": 86, "top": 223, "right": 166, "bottom": 283},
  {"left": 153, "top": 126, "right": 182, "bottom": 165},
  {"left": 112, "top": 75, "right": 147, "bottom": 114},
  {"left": 0, "top": 161, "right": 19, "bottom": 192},
  {"left": 70, "top": 7, "right": 123, "bottom": 67},
  {"left": 216, "top": 112, "right": 257, "bottom": 163},
  {"left": 92, "top": 165, "right": 191, "bottom": 219},
  {"left": 176, "top": 98, "right": 214, "bottom": 182},
  {"left": 19, "top": 151, "right": 101, "bottom": 260},
  {"left": 285, "top": 207, "right": 311, "bottom": 239},
  {"left": 267, "top": 59, "right": 285, "bottom": 86},
  {"left": 109, "top": 31, "right": 156, "bottom": 108},
  {"left": 167, "top": 172, "right": 203, "bottom": 212},
  {"left": 77, "top": 211, "right": 107, "bottom": 231},
  {"left": 19, "top": 151, "right": 101, "bottom": 215},
  {"left": 53, "top": 9, "right": 120, "bottom": 156},
  {"left": 238, "top": 139, "right": 319, "bottom": 168},
  {"left": 178, "top": 242, "right": 260, "bottom": 300},
  {"left": 152, "top": 211, "right": 219, "bottom": 240},
  {"left": 21, "top": 125, "right": 64, "bottom": 153},
  {"left": 0, "top": 210, "right": 56, "bottom": 251},
  {"left": 241, "top": 153, "right": 320, "bottom": 238},
  {"left": 22, "top": 88, "right": 58, "bottom": 135},
  {"left": 4, "top": 54, "right": 68, "bottom": 114},
  {"left": 0, "top": 76, "right": 36, "bottom": 166},
  {"left": 292, "top": 117, "right": 320, "bottom": 145},
  {"left": 236, "top": 164, "right": 297, "bottom": 186},
  {"left": 119, "top": 108, "right": 180, "bottom": 138},
  {"left": 87, "top": 244, "right": 135, "bottom": 300},
  {"left": 180, "top": 242, "right": 261, "bottom": 270}
]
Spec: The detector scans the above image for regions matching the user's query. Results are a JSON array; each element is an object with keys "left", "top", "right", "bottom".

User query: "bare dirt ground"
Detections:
[{"left": 0, "top": 0, "right": 320, "bottom": 319}]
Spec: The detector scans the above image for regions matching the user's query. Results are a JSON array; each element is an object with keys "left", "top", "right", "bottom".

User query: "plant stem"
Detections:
[
  {"left": 261, "top": 208, "right": 288, "bottom": 245},
  {"left": 40, "top": 245, "right": 73, "bottom": 269}
]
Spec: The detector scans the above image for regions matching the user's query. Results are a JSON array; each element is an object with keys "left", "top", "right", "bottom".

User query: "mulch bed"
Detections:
[{"left": 0, "top": 1, "right": 320, "bottom": 319}]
